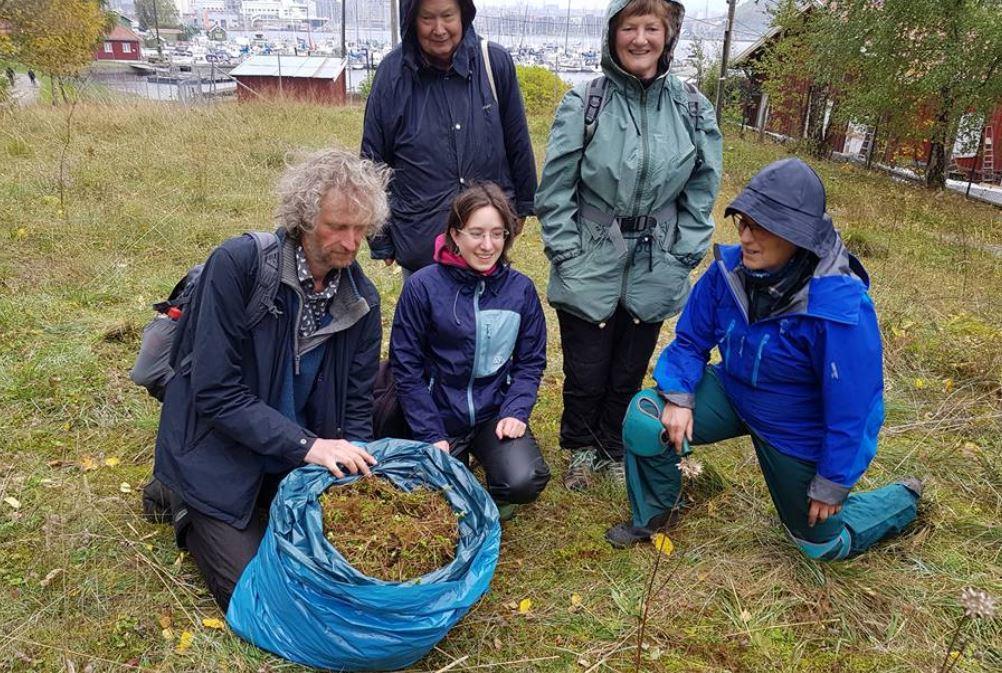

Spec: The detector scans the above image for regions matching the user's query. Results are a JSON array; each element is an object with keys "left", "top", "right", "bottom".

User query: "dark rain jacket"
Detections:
[
  {"left": 154, "top": 232, "right": 381, "bottom": 528},
  {"left": 389, "top": 245, "right": 547, "bottom": 443},
  {"left": 362, "top": 0, "right": 537, "bottom": 272}
]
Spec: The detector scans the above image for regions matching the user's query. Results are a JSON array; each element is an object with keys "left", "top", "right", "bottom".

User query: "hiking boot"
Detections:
[
  {"left": 563, "top": 448, "right": 597, "bottom": 492},
  {"left": 497, "top": 503, "right": 517, "bottom": 522},
  {"left": 899, "top": 476, "right": 925, "bottom": 499},
  {"left": 593, "top": 457, "right": 626, "bottom": 487},
  {"left": 605, "top": 509, "right": 683, "bottom": 549}
]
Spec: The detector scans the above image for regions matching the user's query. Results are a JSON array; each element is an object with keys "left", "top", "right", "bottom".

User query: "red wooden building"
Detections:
[
  {"left": 229, "top": 55, "right": 347, "bottom": 105},
  {"left": 732, "top": 9, "right": 1001, "bottom": 183},
  {"left": 95, "top": 25, "right": 141, "bottom": 61}
]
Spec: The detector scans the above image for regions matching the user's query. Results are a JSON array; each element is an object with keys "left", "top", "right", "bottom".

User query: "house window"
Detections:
[
  {"left": 122, "top": 43, "right": 132, "bottom": 54},
  {"left": 103, "top": 42, "right": 113, "bottom": 53}
]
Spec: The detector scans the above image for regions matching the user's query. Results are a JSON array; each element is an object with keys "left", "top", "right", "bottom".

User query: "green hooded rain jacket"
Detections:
[{"left": 535, "top": 0, "right": 723, "bottom": 324}]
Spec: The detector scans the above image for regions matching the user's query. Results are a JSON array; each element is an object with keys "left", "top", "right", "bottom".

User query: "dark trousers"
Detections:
[
  {"left": 373, "top": 370, "right": 550, "bottom": 505},
  {"left": 449, "top": 421, "right": 551, "bottom": 505},
  {"left": 557, "top": 306, "right": 663, "bottom": 461},
  {"left": 176, "top": 476, "right": 281, "bottom": 612}
]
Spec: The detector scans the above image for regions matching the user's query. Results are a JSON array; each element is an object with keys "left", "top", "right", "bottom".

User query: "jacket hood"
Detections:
[
  {"left": 401, "top": 0, "right": 477, "bottom": 48},
  {"left": 724, "top": 158, "right": 836, "bottom": 257},
  {"left": 601, "top": 0, "right": 686, "bottom": 85},
  {"left": 716, "top": 233, "right": 871, "bottom": 326}
]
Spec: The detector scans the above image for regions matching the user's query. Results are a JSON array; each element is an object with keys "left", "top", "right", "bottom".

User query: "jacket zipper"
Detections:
[
  {"left": 466, "top": 281, "right": 485, "bottom": 427},
  {"left": 751, "top": 334, "right": 770, "bottom": 387},
  {"left": 620, "top": 87, "right": 650, "bottom": 301}
]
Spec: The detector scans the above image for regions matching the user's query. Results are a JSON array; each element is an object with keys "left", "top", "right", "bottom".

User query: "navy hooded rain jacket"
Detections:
[{"left": 362, "top": 0, "right": 537, "bottom": 272}]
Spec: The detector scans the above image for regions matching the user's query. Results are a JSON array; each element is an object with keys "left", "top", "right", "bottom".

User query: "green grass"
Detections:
[{"left": 1, "top": 99, "right": 1000, "bottom": 672}]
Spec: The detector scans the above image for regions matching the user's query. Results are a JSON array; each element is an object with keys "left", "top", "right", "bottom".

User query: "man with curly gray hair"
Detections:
[{"left": 153, "top": 148, "right": 390, "bottom": 611}]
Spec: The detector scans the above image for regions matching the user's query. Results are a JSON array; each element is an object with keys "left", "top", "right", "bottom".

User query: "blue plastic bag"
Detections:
[{"left": 226, "top": 438, "right": 501, "bottom": 671}]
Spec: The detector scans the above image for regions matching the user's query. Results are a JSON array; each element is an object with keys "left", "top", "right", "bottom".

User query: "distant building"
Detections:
[
  {"left": 229, "top": 55, "right": 347, "bottom": 104},
  {"left": 96, "top": 25, "right": 142, "bottom": 61},
  {"left": 207, "top": 24, "right": 227, "bottom": 41}
]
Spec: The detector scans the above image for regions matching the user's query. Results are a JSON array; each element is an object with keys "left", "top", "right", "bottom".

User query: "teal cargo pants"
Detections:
[{"left": 624, "top": 369, "right": 919, "bottom": 560}]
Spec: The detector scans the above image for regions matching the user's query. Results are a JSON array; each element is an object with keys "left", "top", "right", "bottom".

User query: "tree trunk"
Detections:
[{"left": 925, "top": 94, "right": 953, "bottom": 189}]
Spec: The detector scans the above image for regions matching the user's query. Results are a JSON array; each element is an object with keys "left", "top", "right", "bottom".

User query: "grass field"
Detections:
[{"left": 1, "top": 99, "right": 1000, "bottom": 673}]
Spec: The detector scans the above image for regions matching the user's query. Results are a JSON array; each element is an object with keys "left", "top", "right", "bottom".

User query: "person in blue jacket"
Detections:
[
  {"left": 154, "top": 149, "right": 389, "bottom": 609},
  {"left": 361, "top": 0, "right": 537, "bottom": 277},
  {"left": 605, "top": 158, "right": 922, "bottom": 560},
  {"left": 385, "top": 183, "right": 550, "bottom": 520}
]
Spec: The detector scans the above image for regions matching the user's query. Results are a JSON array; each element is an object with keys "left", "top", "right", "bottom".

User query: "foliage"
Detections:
[
  {"left": 320, "top": 476, "right": 458, "bottom": 582},
  {"left": 762, "top": 0, "right": 1002, "bottom": 186},
  {"left": 0, "top": 0, "right": 112, "bottom": 78},
  {"left": 516, "top": 64, "right": 570, "bottom": 117},
  {"left": 357, "top": 70, "right": 375, "bottom": 101},
  {"left": 134, "top": 0, "right": 179, "bottom": 31}
]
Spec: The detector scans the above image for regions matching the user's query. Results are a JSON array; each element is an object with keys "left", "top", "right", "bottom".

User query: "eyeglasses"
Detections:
[
  {"left": 734, "top": 215, "right": 765, "bottom": 236},
  {"left": 456, "top": 228, "right": 509, "bottom": 243}
]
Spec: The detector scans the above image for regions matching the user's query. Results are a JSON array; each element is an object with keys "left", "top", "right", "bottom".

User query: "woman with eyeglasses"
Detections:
[
  {"left": 382, "top": 183, "right": 551, "bottom": 520},
  {"left": 606, "top": 158, "right": 922, "bottom": 561}
]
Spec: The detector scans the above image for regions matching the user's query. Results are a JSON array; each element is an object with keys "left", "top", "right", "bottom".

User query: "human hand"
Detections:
[
  {"left": 383, "top": 258, "right": 395, "bottom": 267},
  {"left": 304, "top": 439, "right": 377, "bottom": 478},
  {"left": 432, "top": 440, "right": 450, "bottom": 453},
  {"left": 807, "top": 498, "right": 843, "bottom": 527},
  {"left": 495, "top": 417, "right": 527, "bottom": 439},
  {"left": 660, "top": 402, "right": 693, "bottom": 455}
]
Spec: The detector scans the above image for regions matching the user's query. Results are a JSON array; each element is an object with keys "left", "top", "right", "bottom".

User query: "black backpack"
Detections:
[{"left": 130, "top": 231, "right": 282, "bottom": 401}]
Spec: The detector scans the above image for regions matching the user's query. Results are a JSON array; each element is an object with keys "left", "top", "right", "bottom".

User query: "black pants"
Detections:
[
  {"left": 373, "top": 371, "right": 550, "bottom": 505},
  {"left": 557, "top": 306, "right": 663, "bottom": 461},
  {"left": 176, "top": 476, "right": 281, "bottom": 612},
  {"left": 449, "top": 421, "right": 551, "bottom": 505}
]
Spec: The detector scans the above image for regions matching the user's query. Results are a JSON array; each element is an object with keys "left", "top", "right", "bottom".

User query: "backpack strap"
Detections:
[
  {"left": 243, "top": 231, "right": 282, "bottom": 329},
  {"left": 583, "top": 75, "right": 608, "bottom": 147},
  {"left": 681, "top": 80, "right": 702, "bottom": 130},
  {"left": 480, "top": 37, "right": 498, "bottom": 104}
]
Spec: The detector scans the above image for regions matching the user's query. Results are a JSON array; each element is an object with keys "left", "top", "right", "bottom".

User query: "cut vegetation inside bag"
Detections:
[{"left": 226, "top": 439, "right": 501, "bottom": 672}]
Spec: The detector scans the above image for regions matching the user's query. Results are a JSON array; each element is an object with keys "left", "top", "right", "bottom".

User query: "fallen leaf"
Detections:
[
  {"left": 943, "top": 378, "right": 954, "bottom": 393},
  {"left": 104, "top": 457, "right": 121, "bottom": 467},
  {"left": 39, "top": 567, "right": 63, "bottom": 587},
  {"left": 652, "top": 532, "right": 673, "bottom": 556},
  {"left": 162, "top": 628, "right": 175, "bottom": 642},
  {"left": 3, "top": 496, "right": 20, "bottom": 510},
  {"left": 119, "top": 482, "right": 132, "bottom": 494},
  {"left": 175, "top": 630, "right": 194, "bottom": 654},
  {"left": 570, "top": 593, "right": 583, "bottom": 609},
  {"left": 157, "top": 614, "right": 173, "bottom": 630},
  {"left": 517, "top": 598, "right": 532, "bottom": 614},
  {"left": 739, "top": 609, "right": 752, "bottom": 623},
  {"left": 202, "top": 617, "right": 225, "bottom": 630},
  {"left": 80, "top": 456, "right": 97, "bottom": 471},
  {"left": 492, "top": 637, "right": 502, "bottom": 651},
  {"left": 914, "top": 378, "right": 926, "bottom": 390}
]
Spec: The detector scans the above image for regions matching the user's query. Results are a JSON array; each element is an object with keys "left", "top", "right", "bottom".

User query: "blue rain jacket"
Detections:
[
  {"left": 653, "top": 239, "right": 884, "bottom": 504},
  {"left": 227, "top": 440, "right": 501, "bottom": 671},
  {"left": 362, "top": 0, "right": 537, "bottom": 272},
  {"left": 390, "top": 260, "right": 547, "bottom": 443}
]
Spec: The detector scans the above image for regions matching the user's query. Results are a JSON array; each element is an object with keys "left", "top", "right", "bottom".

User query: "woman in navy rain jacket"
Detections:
[
  {"left": 361, "top": 0, "right": 537, "bottom": 275},
  {"left": 607, "top": 159, "right": 922, "bottom": 561},
  {"left": 387, "top": 183, "right": 550, "bottom": 518}
]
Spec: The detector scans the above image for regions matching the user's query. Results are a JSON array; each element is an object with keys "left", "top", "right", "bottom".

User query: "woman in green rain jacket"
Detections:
[{"left": 536, "top": 0, "right": 723, "bottom": 491}]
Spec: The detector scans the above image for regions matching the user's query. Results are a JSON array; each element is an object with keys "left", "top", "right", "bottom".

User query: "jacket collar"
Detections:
[
  {"left": 714, "top": 235, "right": 869, "bottom": 326},
  {"left": 280, "top": 234, "right": 372, "bottom": 342}
]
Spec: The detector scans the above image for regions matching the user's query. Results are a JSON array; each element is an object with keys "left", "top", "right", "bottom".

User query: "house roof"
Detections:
[
  {"left": 230, "top": 55, "right": 346, "bottom": 80},
  {"left": 107, "top": 25, "right": 141, "bottom": 42},
  {"left": 731, "top": 0, "right": 818, "bottom": 68}
]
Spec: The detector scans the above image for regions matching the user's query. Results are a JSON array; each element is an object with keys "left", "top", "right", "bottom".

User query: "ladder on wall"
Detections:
[{"left": 981, "top": 125, "right": 995, "bottom": 183}]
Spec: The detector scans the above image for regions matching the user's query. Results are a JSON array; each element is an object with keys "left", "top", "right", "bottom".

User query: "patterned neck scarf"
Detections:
[{"left": 295, "top": 244, "right": 341, "bottom": 337}]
